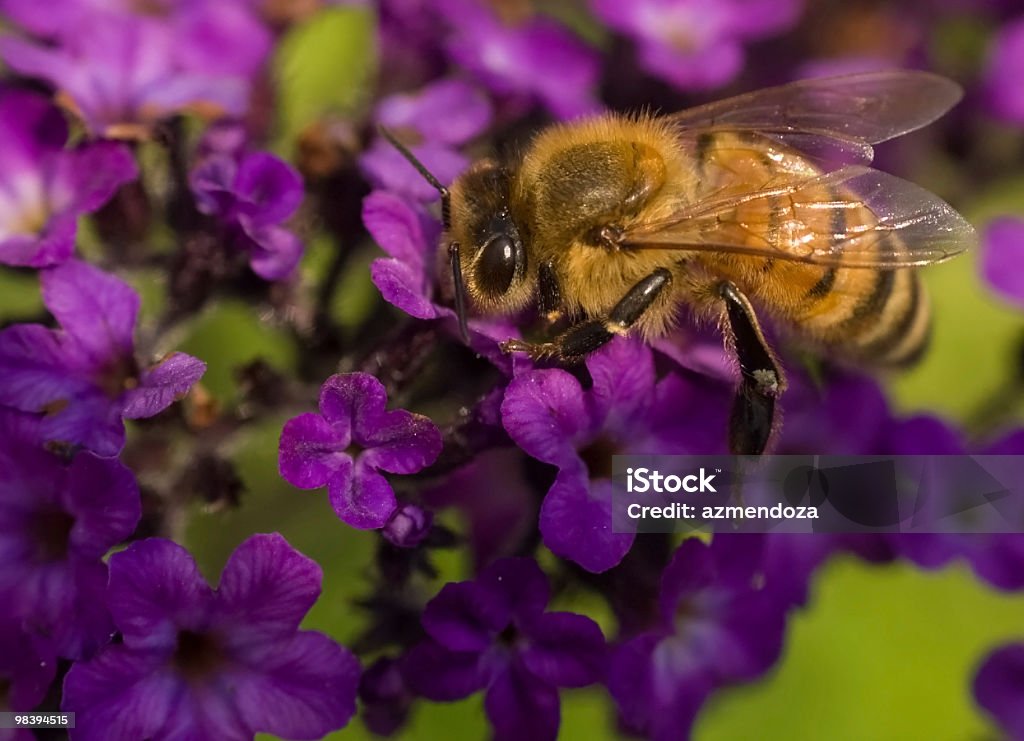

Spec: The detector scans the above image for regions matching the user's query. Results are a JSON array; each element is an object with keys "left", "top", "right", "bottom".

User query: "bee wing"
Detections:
[
  {"left": 621, "top": 165, "right": 977, "bottom": 268},
  {"left": 668, "top": 71, "right": 963, "bottom": 167}
]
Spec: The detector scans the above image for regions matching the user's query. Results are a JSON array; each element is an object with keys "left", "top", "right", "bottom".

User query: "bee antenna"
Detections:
[
  {"left": 378, "top": 126, "right": 468, "bottom": 342},
  {"left": 377, "top": 125, "right": 451, "bottom": 230}
]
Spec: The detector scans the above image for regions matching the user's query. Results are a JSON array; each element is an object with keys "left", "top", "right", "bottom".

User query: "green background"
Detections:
[{"left": 2, "top": 6, "right": 1024, "bottom": 740}]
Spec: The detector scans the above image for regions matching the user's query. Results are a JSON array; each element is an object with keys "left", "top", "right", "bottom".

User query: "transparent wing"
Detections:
[
  {"left": 668, "top": 70, "right": 963, "bottom": 167},
  {"left": 621, "top": 165, "right": 977, "bottom": 268}
]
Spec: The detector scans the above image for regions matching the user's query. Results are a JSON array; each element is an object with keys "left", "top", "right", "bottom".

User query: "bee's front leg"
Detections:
[
  {"left": 718, "top": 281, "right": 787, "bottom": 455},
  {"left": 501, "top": 268, "right": 672, "bottom": 361}
]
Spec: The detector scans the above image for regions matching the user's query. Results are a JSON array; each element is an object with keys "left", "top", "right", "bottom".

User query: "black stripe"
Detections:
[
  {"left": 805, "top": 267, "right": 837, "bottom": 300},
  {"left": 860, "top": 274, "right": 923, "bottom": 361},
  {"left": 837, "top": 234, "right": 897, "bottom": 331}
]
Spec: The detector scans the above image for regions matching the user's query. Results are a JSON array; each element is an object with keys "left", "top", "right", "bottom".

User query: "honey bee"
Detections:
[{"left": 382, "top": 71, "right": 976, "bottom": 455}]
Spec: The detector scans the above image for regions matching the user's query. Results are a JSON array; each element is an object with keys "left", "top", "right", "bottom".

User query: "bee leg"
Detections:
[
  {"left": 502, "top": 268, "right": 672, "bottom": 361},
  {"left": 719, "top": 281, "right": 786, "bottom": 455},
  {"left": 537, "top": 261, "right": 564, "bottom": 324}
]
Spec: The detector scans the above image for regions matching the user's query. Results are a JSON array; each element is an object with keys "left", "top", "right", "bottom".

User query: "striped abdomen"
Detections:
[{"left": 691, "top": 130, "right": 932, "bottom": 367}]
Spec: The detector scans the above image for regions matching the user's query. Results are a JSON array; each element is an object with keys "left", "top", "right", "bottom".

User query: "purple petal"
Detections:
[
  {"left": 974, "top": 643, "right": 1024, "bottom": 738},
  {"left": 362, "top": 190, "right": 434, "bottom": 265},
  {"left": 41, "top": 260, "right": 139, "bottom": 364},
  {"left": 121, "top": 352, "right": 206, "bottom": 419},
  {"left": 484, "top": 661, "right": 561, "bottom": 741},
  {"left": 234, "top": 152, "right": 304, "bottom": 228},
  {"left": 66, "top": 452, "right": 140, "bottom": 560},
  {"left": 64, "top": 140, "right": 139, "bottom": 213},
  {"left": 609, "top": 634, "right": 713, "bottom": 741},
  {"left": 318, "top": 372, "right": 384, "bottom": 433},
  {"left": 502, "top": 368, "right": 589, "bottom": 468},
  {"left": 402, "top": 640, "right": 486, "bottom": 700},
  {"left": 327, "top": 458, "right": 398, "bottom": 529},
  {"left": 478, "top": 557, "right": 551, "bottom": 623},
  {"left": 215, "top": 534, "right": 322, "bottom": 650},
  {"left": 0, "top": 213, "right": 77, "bottom": 268},
  {"left": 658, "top": 538, "right": 717, "bottom": 622},
  {"left": 422, "top": 581, "right": 507, "bottom": 652},
  {"left": 585, "top": 338, "right": 655, "bottom": 430},
  {"left": 360, "top": 411, "right": 442, "bottom": 474},
  {"left": 360, "top": 140, "right": 468, "bottom": 203},
  {"left": 107, "top": 538, "right": 215, "bottom": 649},
  {"left": 520, "top": 611, "right": 606, "bottom": 687},
  {"left": 0, "top": 619, "right": 56, "bottom": 712},
  {"left": 985, "top": 18, "right": 1024, "bottom": 124},
  {"left": 231, "top": 631, "right": 360, "bottom": 738},
  {"left": 278, "top": 413, "right": 348, "bottom": 490},
  {"left": 243, "top": 225, "right": 303, "bottom": 281},
  {"left": 982, "top": 216, "right": 1024, "bottom": 306},
  {"left": 0, "top": 324, "right": 95, "bottom": 413},
  {"left": 375, "top": 78, "right": 493, "bottom": 145},
  {"left": 370, "top": 257, "right": 443, "bottom": 319},
  {"left": 38, "top": 393, "right": 125, "bottom": 458},
  {"left": 61, "top": 645, "right": 177, "bottom": 741},
  {"left": 539, "top": 471, "right": 634, "bottom": 573},
  {"left": 0, "top": 87, "right": 67, "bottom": 167}
]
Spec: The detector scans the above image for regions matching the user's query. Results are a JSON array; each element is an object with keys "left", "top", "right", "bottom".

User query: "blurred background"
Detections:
[{"left": 3, "top": 0, "right": 1024, "bottom": 738}]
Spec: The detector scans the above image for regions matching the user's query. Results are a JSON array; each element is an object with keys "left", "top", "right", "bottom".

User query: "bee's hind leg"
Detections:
[
  {"left": 719, "top": 281, "right": 787, "bottom": 455},
  {"left": 501, "top": 268, "right": 672, "bottom": 361}
]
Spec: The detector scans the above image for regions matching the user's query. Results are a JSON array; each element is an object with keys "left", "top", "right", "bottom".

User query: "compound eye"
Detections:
[{"left": 476, "top": 234, "right": 523, "bottom": 296}]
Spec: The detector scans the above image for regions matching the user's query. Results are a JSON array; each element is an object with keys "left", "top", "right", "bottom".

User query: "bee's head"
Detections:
[
  {"left": 447, "top": 160, "right": 530, "bottom": 314},
  {"left": 379, "top": 128, "right": 531, "bottom": 340}
]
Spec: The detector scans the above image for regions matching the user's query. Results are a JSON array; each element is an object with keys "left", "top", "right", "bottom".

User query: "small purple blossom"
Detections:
[
  {"left": 279, "top": 373, "right": 443, "bottom": 530},
  {"left": 501, "top": 338, "right": 729, "bottom": 572},
  {"left": 609, "top": 536, "right": 788, "bottom": 740},
  {"left": 361, "top": 78, "right": 492, "bottom": 203},
  {"left": 403, "top": 558, "right": 607, "bottom": 741},
  {"left": 190, "top": 129, "right": 305, "bottom": 280},
  {"left": 973, "top": 643, "right": 1024, "bottom": 738},
  {"left": 359, "top": 656, "right": 413, "bottom": 736},
  {"left": 0, "top": 259, "right": 206, "bottom": 456},
  {"left": 0, "top": 87, "right": 137, "bottom": 267},
  {"left": 382, "top": 503, "right": 433, "bottom": 548},
  {"left": 984, "top": 16, "right": 1024, "bottom": 124},
  {"left": 61, "top": 534, "right": 360, "bottom": 740},
  {"left": 981, "top": 216, "right": 1024, "bottom": 306},
  {"left": 592, "top": 0, "right": 803, "bottom": 90},
  {"left": 434, "top": 0, "right": 601, "bottom": 118},
  {"left": 0, "top": 11, "right": 251, "bottom": 138},
  {"left": 0, "top": 409, "right": 139, "bottom": 660}
]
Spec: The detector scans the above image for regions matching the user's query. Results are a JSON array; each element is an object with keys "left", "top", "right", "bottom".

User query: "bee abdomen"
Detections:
[{"left": 824, "top": 268, "right": 931, "bottom": 367}]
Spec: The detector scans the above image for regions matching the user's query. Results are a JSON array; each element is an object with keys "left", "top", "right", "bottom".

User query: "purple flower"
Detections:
[
  {"left": 361, "top": 78, "right": 492, "bottom": 204},
  {"left": 501, "top": 338, "right": 730, "bottom": 572},
  {"left": 0, "top": 259, "right": 206, "bottom": 456},
  {"left": 61, "top": 534, "right": 361, "bottom": 740},
  {"left": 592, "top": 0, "right": 803, "bottom": 90},
  {"left": 984, "top": 16, "right": 1024, "bottom": 125},
  {"left": 403, "top": 558, "right": 606, "bottom": 741},
  {"left": 0, "top": 87, "right": 137, "bottom": 267},
  {"left": 279, "top": 373, "right": 443, "bottom": 530},
  {"left": 0, "top": 618, "right": 57, "bottom": 740},
  {"left": 359, "top": 656, "right": 413, "bottom": 736},
  {"left": 981, "top": 216, "right": 1024, "bottom": 306},
  {"left": 381, "top": 503, "right": 433, "bottom": 548},
  {"left": 974, "top": 643, "right": 1024, "bottom": 738},
  {"left": 609, "top": 536, "right": 788, "bottom": 740},
  {"left": 191, "top": 132, "right": 305, "bottom": 280},
  {"left": 362, "top": 190, "right": 522, "bottom": 372},
  {"left": 0, "top": 409, "right": 139, "bottom": 660},
  {"left": 435, "top": 0, "right": 601, "bottom": 118},
  {"left": 0, "top": 11, "right": 250, "bottom": 138}
]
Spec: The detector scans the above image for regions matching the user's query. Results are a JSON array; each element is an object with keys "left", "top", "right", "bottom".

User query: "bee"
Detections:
[{"left": 382, "top": 71, "right": 976, "bottom": 455}]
